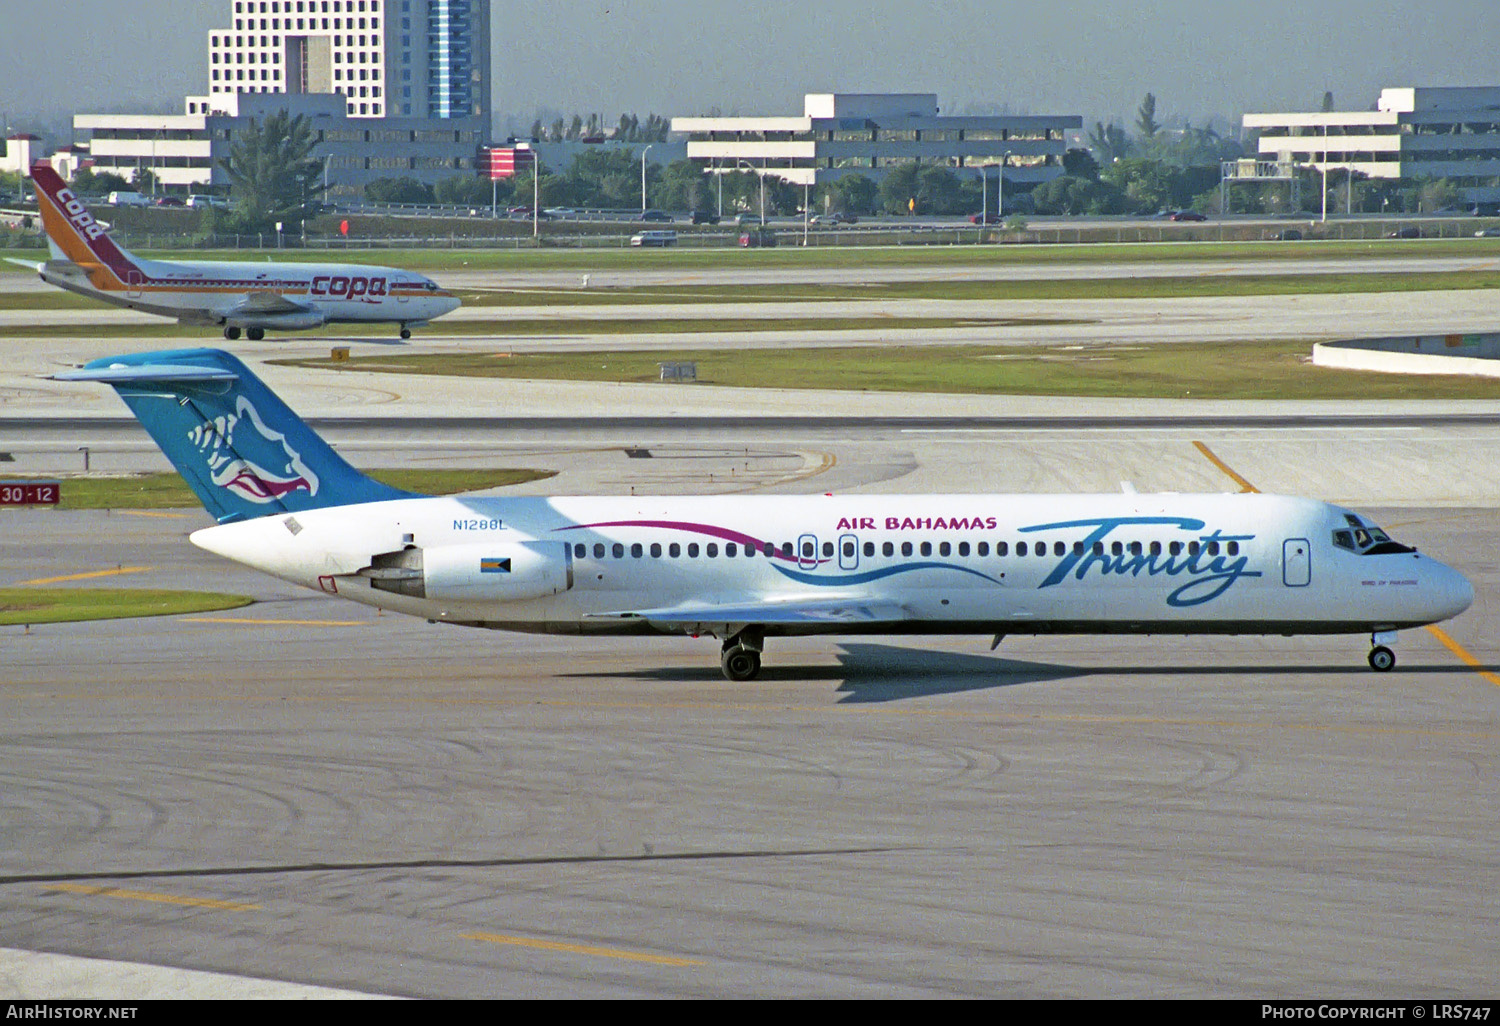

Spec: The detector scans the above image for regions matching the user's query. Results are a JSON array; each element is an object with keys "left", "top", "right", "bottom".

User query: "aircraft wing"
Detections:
[
  {"left": 585, "top": 595, "right": 910, "bottom": 629},
  {"left": 228, "top": 290, "right": 317, "bottom": 316}
]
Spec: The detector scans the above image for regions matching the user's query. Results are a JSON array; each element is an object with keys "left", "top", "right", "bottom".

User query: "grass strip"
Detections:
[
  {"left": 0, "top": 587, "right": 254, "bottom": 626},
  {"left": 282, "top": 341, "right": 1500, "bottom": 401},
  {"left": 109, "top": 236, "right": 1500, "bottom": 271},
  {"left": 0, "top": 468, "right": 556, "bottom": 510},
  {"left": 4, "top": 271, "right": 1495, "bottom": 323},
  {"left": 449, "top": 270, "right": 1500, "bottom": 307}
]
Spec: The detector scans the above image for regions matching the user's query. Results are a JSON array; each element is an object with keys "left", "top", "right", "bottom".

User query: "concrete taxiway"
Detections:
[
  {"left": 3, "top": 410, "right": 1499, "bottom": 998},
  {"left": 1, "top": 254, "right": 1497, "bottom": 997}
]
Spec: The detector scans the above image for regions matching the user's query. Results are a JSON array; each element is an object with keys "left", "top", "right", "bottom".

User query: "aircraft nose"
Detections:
[{"left": 1431, "top": 560, "right": 1474, "bottom": 622}]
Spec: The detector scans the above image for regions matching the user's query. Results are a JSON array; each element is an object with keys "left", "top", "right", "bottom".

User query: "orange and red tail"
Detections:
[{"left": 29, "top": 161, "right": 144, "bottom": 289}]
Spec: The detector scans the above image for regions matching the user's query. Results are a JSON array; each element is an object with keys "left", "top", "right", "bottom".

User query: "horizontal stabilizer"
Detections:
[
  {"left": 53, "top": 363, "right": 238, "bottom": 385},
  {"left": 586, "top": 596, "right": 909, "bottom": 627},
  {"left": 3, "top": 257, "right": 43, "bottom": 272}
]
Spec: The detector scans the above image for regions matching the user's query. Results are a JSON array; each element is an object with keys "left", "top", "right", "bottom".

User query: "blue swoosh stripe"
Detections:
[{"left": 771, "top": 561, "right": 1001, "bottom": 587}]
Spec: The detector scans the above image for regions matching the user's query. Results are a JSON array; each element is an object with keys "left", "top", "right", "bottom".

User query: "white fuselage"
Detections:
[
  {"left": 42, "top": 253, "right": 461, "bottom": 330},
  {"left": 190, "top": 491, "right": 1473, "bottom": 639}
]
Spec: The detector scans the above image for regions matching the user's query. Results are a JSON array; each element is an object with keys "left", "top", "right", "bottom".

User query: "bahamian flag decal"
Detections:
[{"left": 480, "top": 557, "right": 512, "bottom": 574}]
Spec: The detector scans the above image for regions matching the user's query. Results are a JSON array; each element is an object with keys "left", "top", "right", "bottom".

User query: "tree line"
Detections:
[{"left": 58, "top": 97, "right": 1483, "bottom": 230}]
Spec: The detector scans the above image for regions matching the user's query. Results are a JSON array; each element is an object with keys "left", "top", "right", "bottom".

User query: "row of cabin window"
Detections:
[{"left": 572, "top": 539, "right": 1240, "bottom": 561}]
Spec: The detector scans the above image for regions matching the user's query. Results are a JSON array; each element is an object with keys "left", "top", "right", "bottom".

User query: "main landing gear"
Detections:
[
  {"left": 223, "top": 326, "right": 241, "bottom": 340},
  {"left": 222, "top": 326, "right": 264, "bottom": 341},
  {"left": 1368, "top": 630, "right": 1398, "bottom": 672},
  {"left": 720, "top": 629, "right": 764, "bottom": 682}
]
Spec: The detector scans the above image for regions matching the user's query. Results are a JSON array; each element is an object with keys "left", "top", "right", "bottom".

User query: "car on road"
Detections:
[
  {"left": 630, "top": 229, "right": 677, "bottom": 247},
  {"left": 1170, "top": 211, "right": 1207, "bottom": 222},
  {"left": 1269, "top": 228, "right": 1303, "bottom": 241},
  {"left": 638, "top": 209, "right": 672, "bottom": 222},
  {"left": 689, "top": 210, "right": 720, "bottom": 225},
  {"left": 739, "top": 227, "right": 777, "bottom": 248},
  {"left": 1387, "top": 226, "right": 1421, "bottom": 239},
  {"left": 1475, "top": 228, "right": 1500, "bottom": 238},
  {"left": 154, "top": 196, "right": 185, "bottom": 207},
  {"left": 969, "top": 212, "right": 1002, "bottom": 225},
  {"left": 543, "top": 207, "right": 577, "bottom": 219},
  {"left": 735, "top": 213, "right": 765, "bottom": 227}
]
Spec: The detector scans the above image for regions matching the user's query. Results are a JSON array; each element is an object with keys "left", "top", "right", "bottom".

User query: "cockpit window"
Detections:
[{"left": 1334, "top": 520, "right": 1415, "bottom": 556}]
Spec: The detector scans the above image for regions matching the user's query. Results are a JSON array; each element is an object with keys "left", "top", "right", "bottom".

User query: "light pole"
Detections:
[
  {"left": 737, "top": 159, "right": 764, "bottom": 224},
  {"left": 1321, "top": 123, "right": 1328, "bottom": 224},
  {"left": 802, "top": 180, "right": 809, "bottom": 246},
  {"left": 516, "top": 143, "right": 538, "bottom": 238},
  {"left": 980, "top": 163, "right": 989, "bottom": 227},
  {"left": 998, "top": 150, "right": 1012, "bottom": 219},
  {"left": 641, "top": 144, "right": 654, "bottom": 213}
]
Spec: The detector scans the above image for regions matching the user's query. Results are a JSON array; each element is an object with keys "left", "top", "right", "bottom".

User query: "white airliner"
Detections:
[
  {"left": 56, "top": 349, "right": 1473, "bottom": 680},
  {"left": 14, "top": 162, "right": 460, "bottom": 340}
]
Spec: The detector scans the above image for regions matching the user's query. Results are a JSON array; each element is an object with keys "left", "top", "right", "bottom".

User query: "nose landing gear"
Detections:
[{"left": 1367, "top": 630, "right": 1399, "bottom": 671}]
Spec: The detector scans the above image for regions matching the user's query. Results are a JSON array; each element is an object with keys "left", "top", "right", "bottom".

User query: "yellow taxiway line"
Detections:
[
  {"left": 13, "top": 566, "right": 150, "bottom": 586},
  {"left": 460, "top": 930, "right": 703, "bottom": 967},
  {"left": 46, "top": 882, "right": 261, "bottom": 912}
]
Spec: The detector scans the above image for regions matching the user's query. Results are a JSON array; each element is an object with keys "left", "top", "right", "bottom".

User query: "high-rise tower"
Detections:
[{"left": 195, "top": 0, "right": 490, "bottom": 121}]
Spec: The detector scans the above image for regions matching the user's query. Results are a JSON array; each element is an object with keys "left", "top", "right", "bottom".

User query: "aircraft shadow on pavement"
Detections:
[
  {"left": 558, "top": 643, "right": 1080, "bottom": 700},
  {"left": 316, "top": 335, "right": 410, "bottom": 346},
  {"left": 827, "top": 643, "right": 1078, "bottom": 702},
  {"left": 558, "top": 642, "right": 1482, "bottom": 703}
]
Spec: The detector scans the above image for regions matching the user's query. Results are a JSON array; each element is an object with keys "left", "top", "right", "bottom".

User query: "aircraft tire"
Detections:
[
  {"left": 246, "top": 327, "right": 265, "bottom": 341},
  {"left": 224, "top": 326, "right": 241, "bottom": 340},
  {"left": 720, "top": 646, "right": 761, "bottom": 682},
  {"left": 400, "top": 328, "right": 412, "bottom": 340},
  {"left": 1368, "top": 645, "right": 1396, "bottom": 672}
]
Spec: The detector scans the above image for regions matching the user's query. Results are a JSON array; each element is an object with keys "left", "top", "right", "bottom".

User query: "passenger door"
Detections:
[{"left": 1283, "top": 538, "right": 1311, "bottom": 587}]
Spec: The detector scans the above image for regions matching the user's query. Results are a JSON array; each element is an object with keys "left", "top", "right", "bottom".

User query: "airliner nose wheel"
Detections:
[
  {"left": 1368, "top": 645, "right": 1396, "bottom": 672},
  {"left": 223, "top": 326, "right": 241, "bottom": 340}
]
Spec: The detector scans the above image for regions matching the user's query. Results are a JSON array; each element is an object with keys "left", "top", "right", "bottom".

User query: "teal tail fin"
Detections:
[{"left": 56, "top": 348, "right": 415, "bottom": 522}]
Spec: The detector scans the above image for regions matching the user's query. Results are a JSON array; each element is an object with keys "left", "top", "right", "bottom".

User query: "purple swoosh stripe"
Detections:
[{"left": 556, "top": 519, "right": 814, "bottom": 564}]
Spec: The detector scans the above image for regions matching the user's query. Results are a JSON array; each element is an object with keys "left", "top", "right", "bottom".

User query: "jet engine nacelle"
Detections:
[{"left": 361, "top": 541, "right": 572, "bottom": 603}]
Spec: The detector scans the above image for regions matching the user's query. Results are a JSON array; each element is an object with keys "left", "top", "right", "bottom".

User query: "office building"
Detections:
[
  {"left": 189, "top": 0, "right": 490, "bottom": 121},
  {"left": 672, "top": 93, "right": 1081, "bottom": 187},
  {"left": 1243, "top": 87, "right": 1500, "bottom": 206}
]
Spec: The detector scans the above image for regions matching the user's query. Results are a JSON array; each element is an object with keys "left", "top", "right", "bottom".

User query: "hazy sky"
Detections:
[{"left": 3, "top": 0, "right": 1498, "bottom": 136}]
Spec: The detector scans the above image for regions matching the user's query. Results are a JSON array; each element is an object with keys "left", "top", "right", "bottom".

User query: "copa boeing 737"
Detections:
[
  {"left": 56, "top": 349, "right": 1473, "bottom": 680},
  {"left": 13, "top": 162, "right": 460, "bottom": 340}
]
